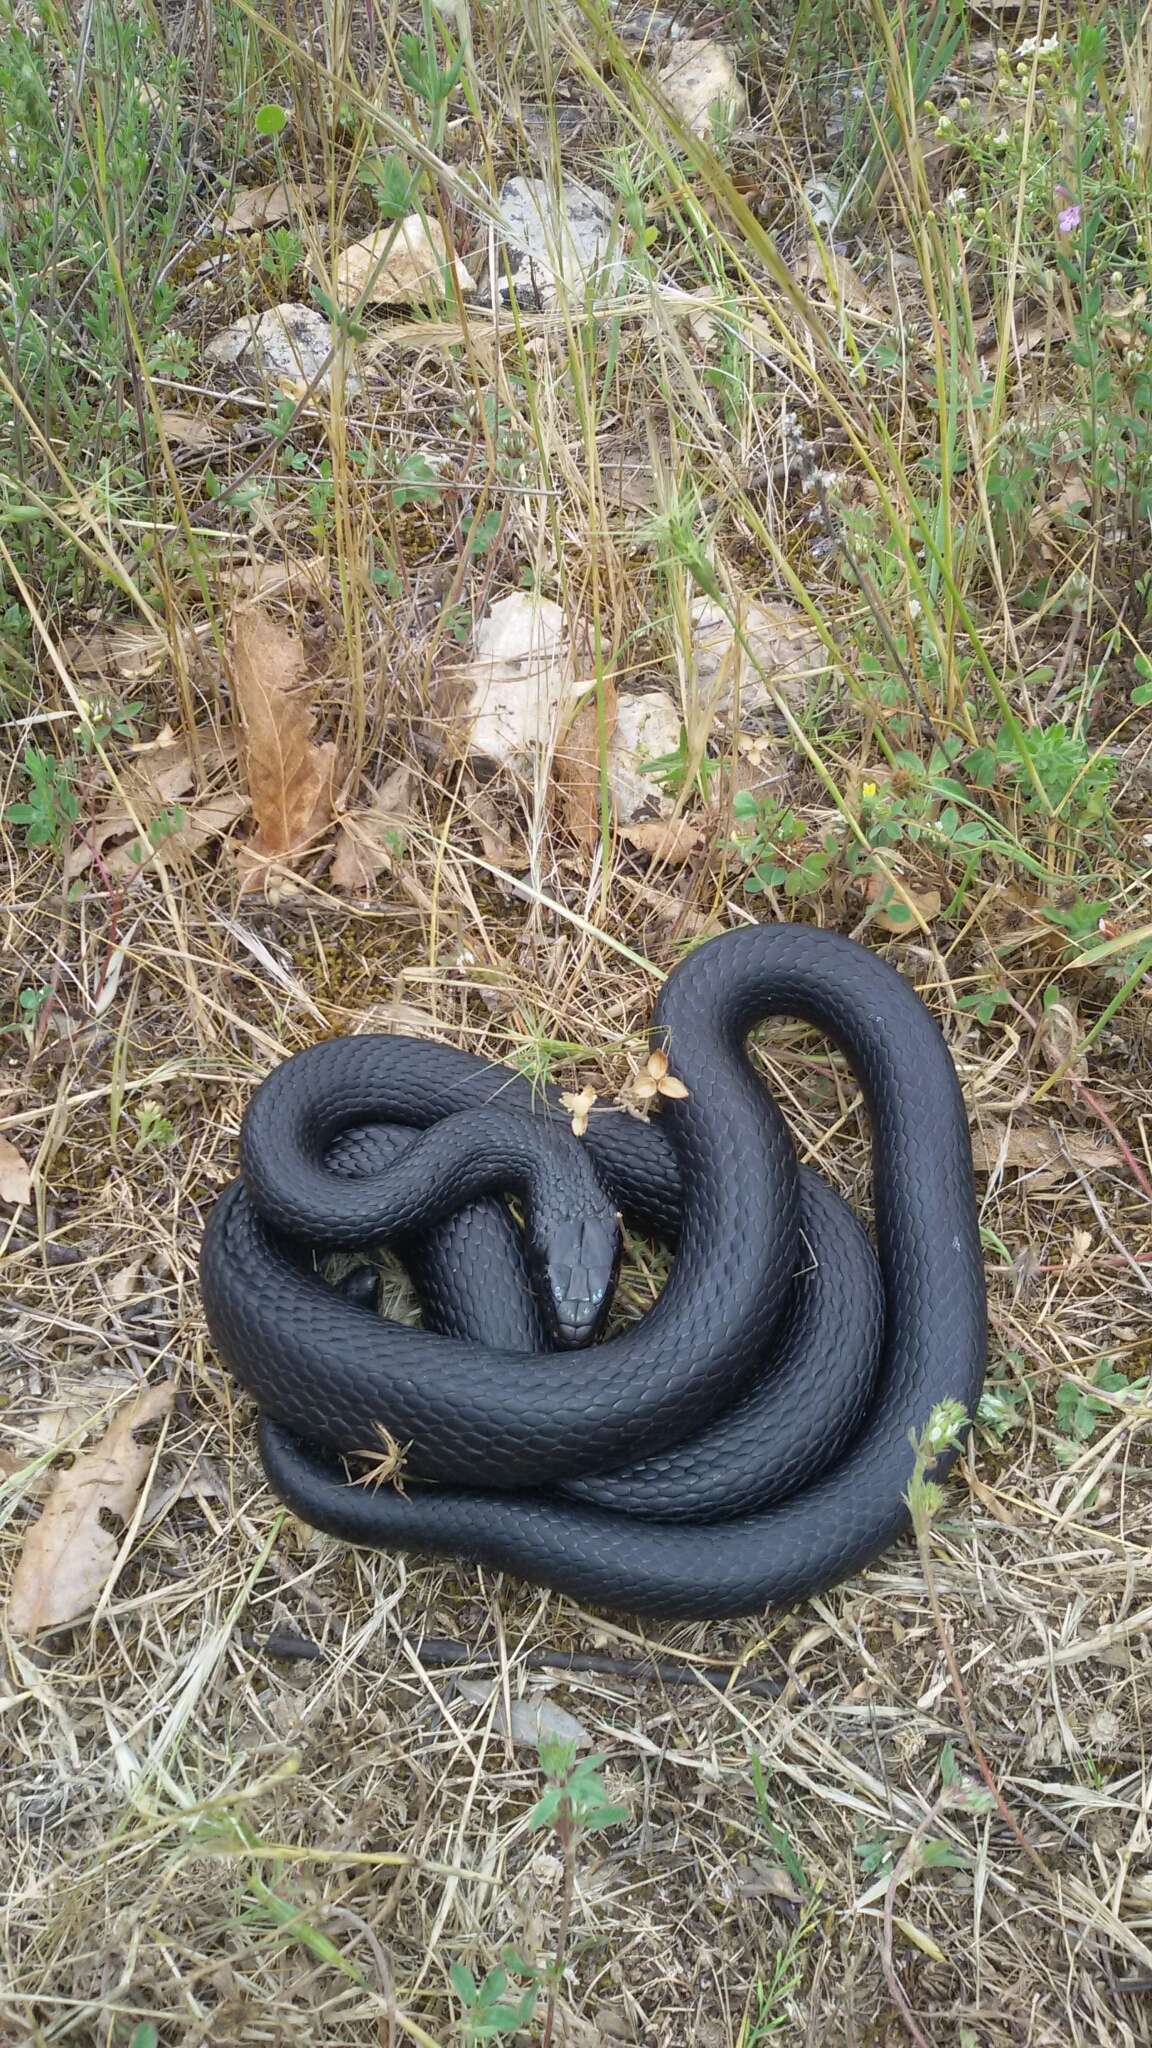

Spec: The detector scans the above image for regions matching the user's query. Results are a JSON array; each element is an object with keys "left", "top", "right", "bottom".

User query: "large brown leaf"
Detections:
[
  {"left": 7, "top": 1383, "right": 174, "bottom": 1636},
  {"left": 230, "top": 608, "right": 335, "bottom": 880},
  {"left": 0, "top": 1135, "right": 34, "bottom": 1205},
  {"left": 331, "top": 764, "right": 413, "bottom": 893}
]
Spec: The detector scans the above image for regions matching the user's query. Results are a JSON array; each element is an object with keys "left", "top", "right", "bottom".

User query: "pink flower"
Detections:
[{"left": 1058, "top": 202, "right": 1082, "bottom": 233}]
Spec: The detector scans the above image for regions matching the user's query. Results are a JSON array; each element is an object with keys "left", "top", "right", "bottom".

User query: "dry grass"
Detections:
[{"left": 3, "top": 0, "right": 1152, "bottom": 2043}]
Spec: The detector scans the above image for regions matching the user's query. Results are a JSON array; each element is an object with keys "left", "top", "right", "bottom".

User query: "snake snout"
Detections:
[{"left": 534, "top": 1211, "right": 621, "bottom": 1349}]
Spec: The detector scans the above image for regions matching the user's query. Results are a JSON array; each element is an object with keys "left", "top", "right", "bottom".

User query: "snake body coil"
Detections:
[{"left": 200, "top": 924, "right": 987, "bottom": 1618}]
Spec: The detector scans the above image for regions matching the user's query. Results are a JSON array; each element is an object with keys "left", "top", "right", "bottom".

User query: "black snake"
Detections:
[{"left": 199, "top": 923, "right": 987, "bottom": 1618}]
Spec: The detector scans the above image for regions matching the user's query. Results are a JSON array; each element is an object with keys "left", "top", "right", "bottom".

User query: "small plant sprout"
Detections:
[
  {"left": 132, "top": 1101, "right": 176, "bottom": 1154},
  {"left": 451, "top": 1739, "right": 627, "bottom": 2042},
  {"left": 6, "top": 747, "right": 79, "bottom": 852},
  {"left": 907, "top": 1398, "right": 970, "bottom": 1522}
]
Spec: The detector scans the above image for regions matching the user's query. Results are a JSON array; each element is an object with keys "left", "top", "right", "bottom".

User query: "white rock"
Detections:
[
  {"left": 330, "top": 215, "right": 474, "bottom": 309},
  {"left": 456, "top": 593, "right": 593, "bottom": 765},
  {"left": 691, "top": 597, "right": 827, "bottom": 720},
  {"left": 485, "top": 176, "right": 622, "bottom": 306},
  {"left": 607, "top": 690, "right": 682, "bottom": 819},
  {"left": 657, "top": 41, "right": 745, "bottom": 142},
  {"left": 204, "top": 303, "right": 360, "bottom": 397},
  {"left": 452, "top": 1679, "right": 593, "bottom": 1751}
]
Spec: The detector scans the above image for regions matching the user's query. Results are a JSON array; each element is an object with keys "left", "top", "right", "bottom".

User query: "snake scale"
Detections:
[{"left": 199, "top": 923, "right": 987, "bottom": 1618}]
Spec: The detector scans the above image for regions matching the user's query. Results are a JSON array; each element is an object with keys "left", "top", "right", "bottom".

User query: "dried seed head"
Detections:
[{"left": 560, "top": 1085, "right": 598, "bottom": 1137}]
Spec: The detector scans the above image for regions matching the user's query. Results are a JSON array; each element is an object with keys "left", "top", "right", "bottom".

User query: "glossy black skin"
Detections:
[{"left": 200, "top": 924, "right": 987, "bottom": 1619}]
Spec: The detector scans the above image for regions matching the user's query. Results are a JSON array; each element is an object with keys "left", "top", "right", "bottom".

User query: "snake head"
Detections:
[{"left": 531, "top": 1209, "right": 622, "bottom": 1349}]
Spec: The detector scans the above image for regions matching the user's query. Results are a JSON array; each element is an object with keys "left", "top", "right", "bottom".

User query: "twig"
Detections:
[
  {"left": 1067, "top": 1076, "right": 1152, "bottom": 1207},
  {"left": 248, "top": 1630, "right": 781, "bottom": 1698}
]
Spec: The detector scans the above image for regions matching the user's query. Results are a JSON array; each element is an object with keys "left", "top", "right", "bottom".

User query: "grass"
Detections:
[{"left": 2, "top": 0, "right": 1152, "bottom": 2040}]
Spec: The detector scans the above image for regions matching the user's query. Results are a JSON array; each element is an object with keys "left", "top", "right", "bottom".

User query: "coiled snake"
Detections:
[{"left": 199, "top": 924, "right": 987, "bottom": 1618}]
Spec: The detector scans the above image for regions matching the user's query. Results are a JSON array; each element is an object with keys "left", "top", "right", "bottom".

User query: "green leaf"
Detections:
[
  {"left": 528, "top": 1785, "right": 565, "bottom": 1829},
  {"left": 451, "top": 1962, "right": 479, "bottom": 2003},
  {"left": 391, "top": 451, "right": 443, "bottom": 508},
  {"left": 500, "top": 1946, "right": 539, "bottom": 1978},
  {"left": 919, "top": 1836, "right": 967, "bottom": 1870},
  {"left": 538, "top": 1734, "right": 579, "bottom": 1780},
  {"left": 579, "top": 1801, "right": 629, "bottom": 1832},
  {"left": 1055, "top": 1380, "right": 1099, "bottom": 1440},
  {"left": 965, "top": 746, "right": 998, "bottom": 789},
  {"left": 977, "top": 1384, "right": 1021, "bottom": 1437},
  {"left": 361, "top": 150, "right": 421, "bottom": 220},
  {"left": 464, "top": 507, "right": 502, "bottom": 557},
  {"left": 856, "top": 1834, "right": 894, "bottom": 1875},
  {"left": 254, "top": 102, "right": 288, "bottom": 137}
]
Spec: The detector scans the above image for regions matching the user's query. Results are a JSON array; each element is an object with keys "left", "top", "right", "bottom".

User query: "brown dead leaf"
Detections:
[
  {"left": 158, "top": 409, "right": 221, "bottom": 451},
  {"left": 623, "top": 817, "right": 705, "bottom": 865},
  {"left": 140, "top": 1453, "right": 229, "bottom": 1528},
  {"left": 103, "top": 792, "right": 250, "bottom": 875},
  {"left": 553, "top": 678, "right": 618, "bottom": 848},
  {"left": 690, "top": 597, "right": 828, "bottom": 719},
  {"left": 865, "top": 873, "right": 942, "bottom": 933},
  {"left": 107, "top": 1260, "right": 144, "bottom": 1305},
  {"left": 1007, "top": 305, "right": 1069, "bottom": 358},
  {"left": 1034, "top": 998, "right": 1086, "bottom": 1079},
  {"left": 75, "top": 727, "right": 241, "bottom": 877},
  {"left": 121, "top": 725, "right": 199, "bottom": 807},
  {"left": 970, "top": 1122, "right": 1123, "bottom": 1185},
  {"left": 1029, "top": 475, "right": 1091, "bottom": 557},
  {"left": 470, "top": 790, "right": 531, "bottom": 871},
  {"left": 354, "top": 999, "right": 442, "bottom": 1036},
  {"left": 617, "top": 872, "right": 722, "bottom": 937},
  {"left": 331, "top": 765, "right": 413, "bottom": 893},
  {"left": 6, "top": 1383, "right": 174, "bottom": 1636},
  {"left": 0, "top": 1135, "right": 34, "bottom": 1205},
  {"left": 230, "top": 608, "right": 336, "bottom": 880},
  {"left": 800, "top": 239, "right": 888, "bottom": 322},
  {"left": 218, "top": 554, "right": 330, "bottom": 600},
  {"left": 62, "top": 620, "right": 168, "bottom": 682},
  {"left": 0, "top": 1398, "right": 93, "bottom": 1494},
  {"left": 222, "top": 180, "right": 318, "bottom": 231}
]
